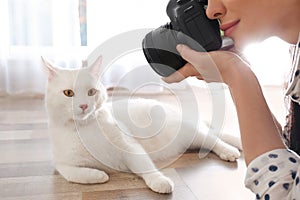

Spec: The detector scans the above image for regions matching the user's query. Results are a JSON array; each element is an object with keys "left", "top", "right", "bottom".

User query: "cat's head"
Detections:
[{"left": 42, "top": 56, "right": 107, "bottom": 122}]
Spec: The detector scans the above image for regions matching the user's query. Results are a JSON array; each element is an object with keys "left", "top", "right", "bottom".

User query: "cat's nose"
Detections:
[{"left": 79, "top": 104, "right": 88, "bottom": 111}]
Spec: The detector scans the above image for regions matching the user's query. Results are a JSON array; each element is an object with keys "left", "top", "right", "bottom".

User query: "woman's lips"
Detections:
[{"left": 220, "top": 20, "right": 240, "bottom": 37}]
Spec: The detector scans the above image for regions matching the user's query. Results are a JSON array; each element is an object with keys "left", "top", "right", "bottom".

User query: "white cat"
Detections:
[{"left": 42, "top": 56, "right": 241, "bottom": 194}]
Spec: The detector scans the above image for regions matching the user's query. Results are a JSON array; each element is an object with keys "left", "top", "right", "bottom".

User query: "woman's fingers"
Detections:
[
  {"left": 163, "top": 44, "right": 224, "bottom": 83},
  {"left": 162, "top": 62, "right": 201, "bottom": 83},
  {"left": 162, "top": 44, "right": 204, "bottom": 83},
  {"left": 176, "top": 44, "right": 203, "bottom": 67}
]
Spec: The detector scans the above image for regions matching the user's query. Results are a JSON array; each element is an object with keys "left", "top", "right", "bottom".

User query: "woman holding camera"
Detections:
[{"left": 163, "top": 0, "right": 300, "bottom": 199}]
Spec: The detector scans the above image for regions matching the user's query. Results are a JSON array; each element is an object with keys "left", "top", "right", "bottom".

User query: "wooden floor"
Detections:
[{"left": 0, "top": 85, "right": 284, "bottom": 200}]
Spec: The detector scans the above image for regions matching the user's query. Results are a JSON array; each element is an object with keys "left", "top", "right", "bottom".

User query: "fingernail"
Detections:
[{"left": 176, "top": 44, "right": 183, "bottom": 53}]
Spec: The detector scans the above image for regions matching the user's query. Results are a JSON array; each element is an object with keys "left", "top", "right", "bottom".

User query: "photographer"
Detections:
[{"left": 162, "top": 0, "right": 300, "bottom": 199}]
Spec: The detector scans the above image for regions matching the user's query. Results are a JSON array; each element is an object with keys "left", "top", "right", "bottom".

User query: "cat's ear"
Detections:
[
  {"left": 41, "top": 56, "right": 58, "bottom": 81},
  {"left": 86, "top": 55, "right": 102, "bottom": 77}
]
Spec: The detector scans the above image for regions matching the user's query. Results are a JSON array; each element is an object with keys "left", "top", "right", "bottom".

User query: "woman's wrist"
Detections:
[{"left": 216, "top": 52, "right": 253, "bottom": 87}]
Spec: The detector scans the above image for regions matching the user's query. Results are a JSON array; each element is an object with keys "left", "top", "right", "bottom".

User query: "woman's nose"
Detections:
[{"left": 205, "top": 0, "right": 226, "bottom": 20}]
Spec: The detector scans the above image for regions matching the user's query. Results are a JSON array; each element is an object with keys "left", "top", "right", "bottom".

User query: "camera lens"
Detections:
[{"left": 142, "top": 26, "right": 186, "bottom": 77}]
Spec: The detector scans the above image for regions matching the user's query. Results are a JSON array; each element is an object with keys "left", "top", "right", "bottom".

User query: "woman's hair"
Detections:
[{"left": 283, "top": 42, "right": 300, "bottom": 154}]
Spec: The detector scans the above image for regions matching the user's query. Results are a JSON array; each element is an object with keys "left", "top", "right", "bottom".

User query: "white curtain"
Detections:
[
  {"left": 0, "top": 0, "right": 172, "bottom": 95},
  {"left": 0, "top": 0, "right": 85, "bottom": 96},
  {"left": 0, "top": 0, "right": 291, "bottom": 96}
]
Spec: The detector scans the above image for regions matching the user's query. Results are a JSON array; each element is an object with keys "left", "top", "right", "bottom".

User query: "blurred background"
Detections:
[{"left": 0, "top": 0, "right": 292, "bottom": 96}]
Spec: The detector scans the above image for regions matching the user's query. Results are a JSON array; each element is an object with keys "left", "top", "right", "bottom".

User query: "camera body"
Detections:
[{"left": 142, "top": 0, "right": 222, "bottom": 77}]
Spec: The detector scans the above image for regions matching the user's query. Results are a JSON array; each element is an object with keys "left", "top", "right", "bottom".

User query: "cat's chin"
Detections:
[{"left": 74, "top": 112, "right": 95, "bottom": 121}]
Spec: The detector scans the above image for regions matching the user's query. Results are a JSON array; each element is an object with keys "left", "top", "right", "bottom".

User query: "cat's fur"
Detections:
[{"left": 42, "top": 56, "right": 241, "bottom": 194}]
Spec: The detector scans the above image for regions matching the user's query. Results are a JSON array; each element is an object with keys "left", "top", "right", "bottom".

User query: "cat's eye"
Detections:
[
  {"left": 63, "top": 89, "right": 74, "bottom": 97},
  {"left": 88, "top": 88, "right": 97, "bottom": 96}
]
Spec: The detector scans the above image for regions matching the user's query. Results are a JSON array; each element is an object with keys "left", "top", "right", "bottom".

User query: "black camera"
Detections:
[{"left": 142, "top": 0, "right": 224, "bottom": 77}]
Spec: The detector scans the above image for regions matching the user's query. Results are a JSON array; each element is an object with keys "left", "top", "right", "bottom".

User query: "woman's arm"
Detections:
[
  {"left": 164, "top": 44, "right": 286, "bottom": 165},
  {"left": 226, "top": 63, "right": 285, "bottom": 165}
]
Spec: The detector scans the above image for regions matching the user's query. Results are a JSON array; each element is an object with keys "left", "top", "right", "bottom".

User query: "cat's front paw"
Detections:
[
  {"left": 143, "top": 172, "right": 174, "bottom": 194},
  {"left": 83, "top": 169, "right": 109, "bottom": 184},
  {"left": 56, "top": 165, "right": 109, "bottom": 184}
]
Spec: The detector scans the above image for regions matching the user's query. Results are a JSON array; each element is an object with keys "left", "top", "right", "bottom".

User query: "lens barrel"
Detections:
[{"left": 142, "top": 27, "right": 186, "bottom": 77}]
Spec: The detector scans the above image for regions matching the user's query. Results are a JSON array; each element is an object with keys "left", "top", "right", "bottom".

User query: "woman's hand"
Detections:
[{"left": 162, "top": 44, "right": 247, "bottom": 85}]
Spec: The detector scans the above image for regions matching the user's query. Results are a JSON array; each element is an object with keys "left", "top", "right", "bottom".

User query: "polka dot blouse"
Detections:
[{"left": 245, "top": 149, "right": 300, "bottom": 200}]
